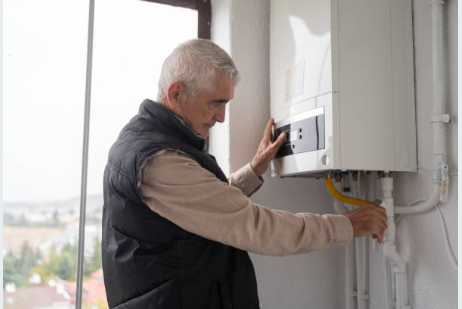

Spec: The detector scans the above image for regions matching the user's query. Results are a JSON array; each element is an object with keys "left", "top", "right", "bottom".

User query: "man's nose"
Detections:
[{"left": 214, "top": 104, "right": 226, "bottom": 123}]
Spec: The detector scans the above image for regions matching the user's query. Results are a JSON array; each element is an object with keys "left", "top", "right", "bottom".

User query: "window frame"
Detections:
[{"left": 141, "top": 0, "right": 211, "bottom": 39}]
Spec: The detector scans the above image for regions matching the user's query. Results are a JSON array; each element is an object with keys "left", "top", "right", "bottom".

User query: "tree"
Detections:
[
  {"left": 28, "top": 263, "right": 54, "bottom": 284},
  {"left": 55, "top": 252, "right": 74, "bottom": 280},
  {"left": 18, "top": 242, "right": 37, "bottom": 279},
  {"left": 91, "top": 238, "right": 102, "bottom": 271},
  {"left": 53, "top": 243, "right": 77, "bottom": 281},
  {"left": 3, "top": 252, "right": 22, "bottom": 287},
  {"left": 35, "top": 247, "right": 43, "bottom": 263},
  {"left": 3, "top": 242, "right": 40, "bottom": 287},
  {"left": 29, "top": 242, "right": 78, "bottom": 282},
  {"left": 62, "top": 242, "right": 77, "bottom": 258}
]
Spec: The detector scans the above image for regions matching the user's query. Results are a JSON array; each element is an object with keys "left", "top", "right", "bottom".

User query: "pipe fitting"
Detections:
[
  {"left": 325, "top": 170, "right": 333, "bottom": 179},
  {"left": 432, "top": 157, "right": 446, "bottom": 184},
  {"left": 383, "top": 242, "right": 406, "bottom": 273},
  {"left": 380, "top": 178, "right": 394, "bottom": 199},
  {"left": 358, "top": 293, "right": 370, "bottom": 300},
  {"left": 333, "top": 180, "right": 349, "bottom": 215},
  {"left": 440, "top": 164, "right": 449, "bottom": 202},
  {"left": 381, "top": 198, "right": 395, "bottom": 220},
  {"left": 431, "top": 113, "right": 450, "bottom": 123}
]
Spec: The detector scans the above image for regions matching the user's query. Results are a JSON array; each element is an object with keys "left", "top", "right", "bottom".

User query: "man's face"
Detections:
[{"left": 179, "top": 75, "right": 235, "bottom": 138}]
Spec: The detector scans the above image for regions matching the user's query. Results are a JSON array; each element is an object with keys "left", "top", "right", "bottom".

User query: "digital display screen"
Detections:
[{"left": 289, "top": 130, "right": 298, "bottom": 142}]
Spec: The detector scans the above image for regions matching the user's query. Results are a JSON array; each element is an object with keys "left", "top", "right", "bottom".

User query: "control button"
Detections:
[
  {"left": 299, "top": 128, "right": 302, "bottom": 133},
  {"left": 299, "top": 135, "right": 302, "bottom": 139},
  {"left": 292, "top": 144, "right": 295, "bottom": 149}
]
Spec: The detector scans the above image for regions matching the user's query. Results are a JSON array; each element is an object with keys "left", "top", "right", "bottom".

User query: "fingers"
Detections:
[
  {"left": 371, "top": 206, "right": 388, "bottom": 240},
  {"left": 271, "top": 132, "right": 286, "bottom": 150},
  {"left": 251, "top": 118, "right": 286, "bottom": 177},
  {"left": 263, "top": 118, "right": 275, "bottom": 140},
  {"left": 344, "top": 205, "right": 388, "bottom": 241},
  {"left": 373, "top": 231, "right": 384, "bottom": 244}
]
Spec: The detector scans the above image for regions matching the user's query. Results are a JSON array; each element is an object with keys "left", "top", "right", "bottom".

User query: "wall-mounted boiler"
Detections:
[{"left": 270, "top": 0, "right": 416, "bottom": 177}]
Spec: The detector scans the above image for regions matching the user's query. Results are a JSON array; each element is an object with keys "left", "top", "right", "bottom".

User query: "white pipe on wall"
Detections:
[
  {"left": 361, "top": 237, "right": 370, "bottom": 309},
  {"left": 355, "top": 237, "right": 364, "bottom": 309},
  {"left": 346, "top": 239, "right": 358, "bottom": 309},
  {"left": 333, "top": 199, "right": 349, "bottom": 216},
  {"left": 333, "top": 180, "right": 357, "bottom": 309},
  {"left": 357, "top": 173, "right": 370, "bottom": 309},
  {"left": 383, "top": 256, "right": 394, "bottom": 309},
  {"left": 381, "top": 177, "right": 410, "bottom": 309},
  {"left": 430, "top": 0, "right": 448, "bottom": 188},
  {"left": 394, "top": 185, "right": 440, "bottom": 214},
  {"left": 352, "top": 175, "right": 370, "bottom": 309},
  {"left": 350, "top": 177, "right": 365, "bottom": 309},
  {"left": 395, "top": 273, "right": 408, "bottom": 309}
]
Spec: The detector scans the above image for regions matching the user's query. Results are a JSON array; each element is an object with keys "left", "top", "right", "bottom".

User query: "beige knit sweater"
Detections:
[{"left": 139, "top": 151, "right": 353, "bottom": 256}]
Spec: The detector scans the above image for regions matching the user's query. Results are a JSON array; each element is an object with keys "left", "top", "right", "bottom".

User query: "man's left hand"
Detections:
[{"left": 251, "top": 118, "right": 286, "bottom": 177}]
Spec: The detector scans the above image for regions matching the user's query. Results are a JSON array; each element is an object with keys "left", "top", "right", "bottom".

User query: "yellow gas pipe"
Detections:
[{"left": 324, "top": 175, "right": 374, "bottom": 207}]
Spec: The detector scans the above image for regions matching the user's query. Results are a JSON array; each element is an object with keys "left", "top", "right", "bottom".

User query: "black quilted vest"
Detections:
[{"left": 102, "top": 99, "right": 259, "bottom": 309}]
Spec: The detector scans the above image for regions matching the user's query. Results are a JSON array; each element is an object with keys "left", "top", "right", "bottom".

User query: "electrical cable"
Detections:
[{"left": 435, "top": 204, "right": 458, "bottom": 270}]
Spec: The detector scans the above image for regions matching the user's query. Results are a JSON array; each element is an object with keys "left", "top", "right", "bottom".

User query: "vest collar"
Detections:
[{"left": 140, "top": 99, "right": 206, "bottom": 150}]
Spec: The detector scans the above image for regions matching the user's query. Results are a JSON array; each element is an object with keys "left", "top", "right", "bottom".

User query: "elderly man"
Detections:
[{"left": 102, "top": 39, "right": 387, "bottom": 309}]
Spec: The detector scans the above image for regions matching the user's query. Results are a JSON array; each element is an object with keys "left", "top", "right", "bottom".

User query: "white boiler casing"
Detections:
[{"left": 270, "top": 0, "right": 416, "bottom": 177}]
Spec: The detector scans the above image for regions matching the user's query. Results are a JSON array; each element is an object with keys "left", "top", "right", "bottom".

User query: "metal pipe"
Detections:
[{"left": 75, "top": 0, "right": 96, "bottom": 307}]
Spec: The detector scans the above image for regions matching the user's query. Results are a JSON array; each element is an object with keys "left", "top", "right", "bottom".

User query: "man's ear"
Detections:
[{"left": 166, "top": 82, "right": 184, "bottom": 111}]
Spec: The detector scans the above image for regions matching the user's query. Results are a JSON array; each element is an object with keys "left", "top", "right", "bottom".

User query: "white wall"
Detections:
[{"left": 210, "top": 0, "right": 458, "bottom": 308}]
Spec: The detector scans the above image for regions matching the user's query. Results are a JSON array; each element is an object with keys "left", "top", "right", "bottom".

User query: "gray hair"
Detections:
[{"left": 157, "top": 39, "right": 240, "bottom": 103}]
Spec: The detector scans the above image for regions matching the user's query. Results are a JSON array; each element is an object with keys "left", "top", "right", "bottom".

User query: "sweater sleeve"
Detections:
[
  {"left": 139, "top": 151, "right": 353, "bottom": 256},
  {"left": 228, "top": 163, "right": 263, "bottom": 197}
]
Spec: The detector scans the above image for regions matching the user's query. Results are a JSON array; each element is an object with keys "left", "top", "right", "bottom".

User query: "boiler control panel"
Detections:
[{"left": 274, "top": 107, "right": 325, "bottom": 158}]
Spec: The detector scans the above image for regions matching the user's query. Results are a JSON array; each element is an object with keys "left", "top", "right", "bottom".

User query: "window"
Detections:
[
  {"left": 3, "top": 0, "right": 205, "bottom": 307},
  {"left": 4, "top": 0, "right": 88, "bottom": 307}
]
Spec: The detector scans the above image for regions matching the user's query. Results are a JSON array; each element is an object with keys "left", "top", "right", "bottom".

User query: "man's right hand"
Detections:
[{"left": 343, "top": 205, "right": 388, "bottom": 243}]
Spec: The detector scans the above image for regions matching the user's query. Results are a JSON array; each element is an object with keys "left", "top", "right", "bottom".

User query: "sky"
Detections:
[{"left": 3, "top": 0, "right": 198, "bottom": 202}]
